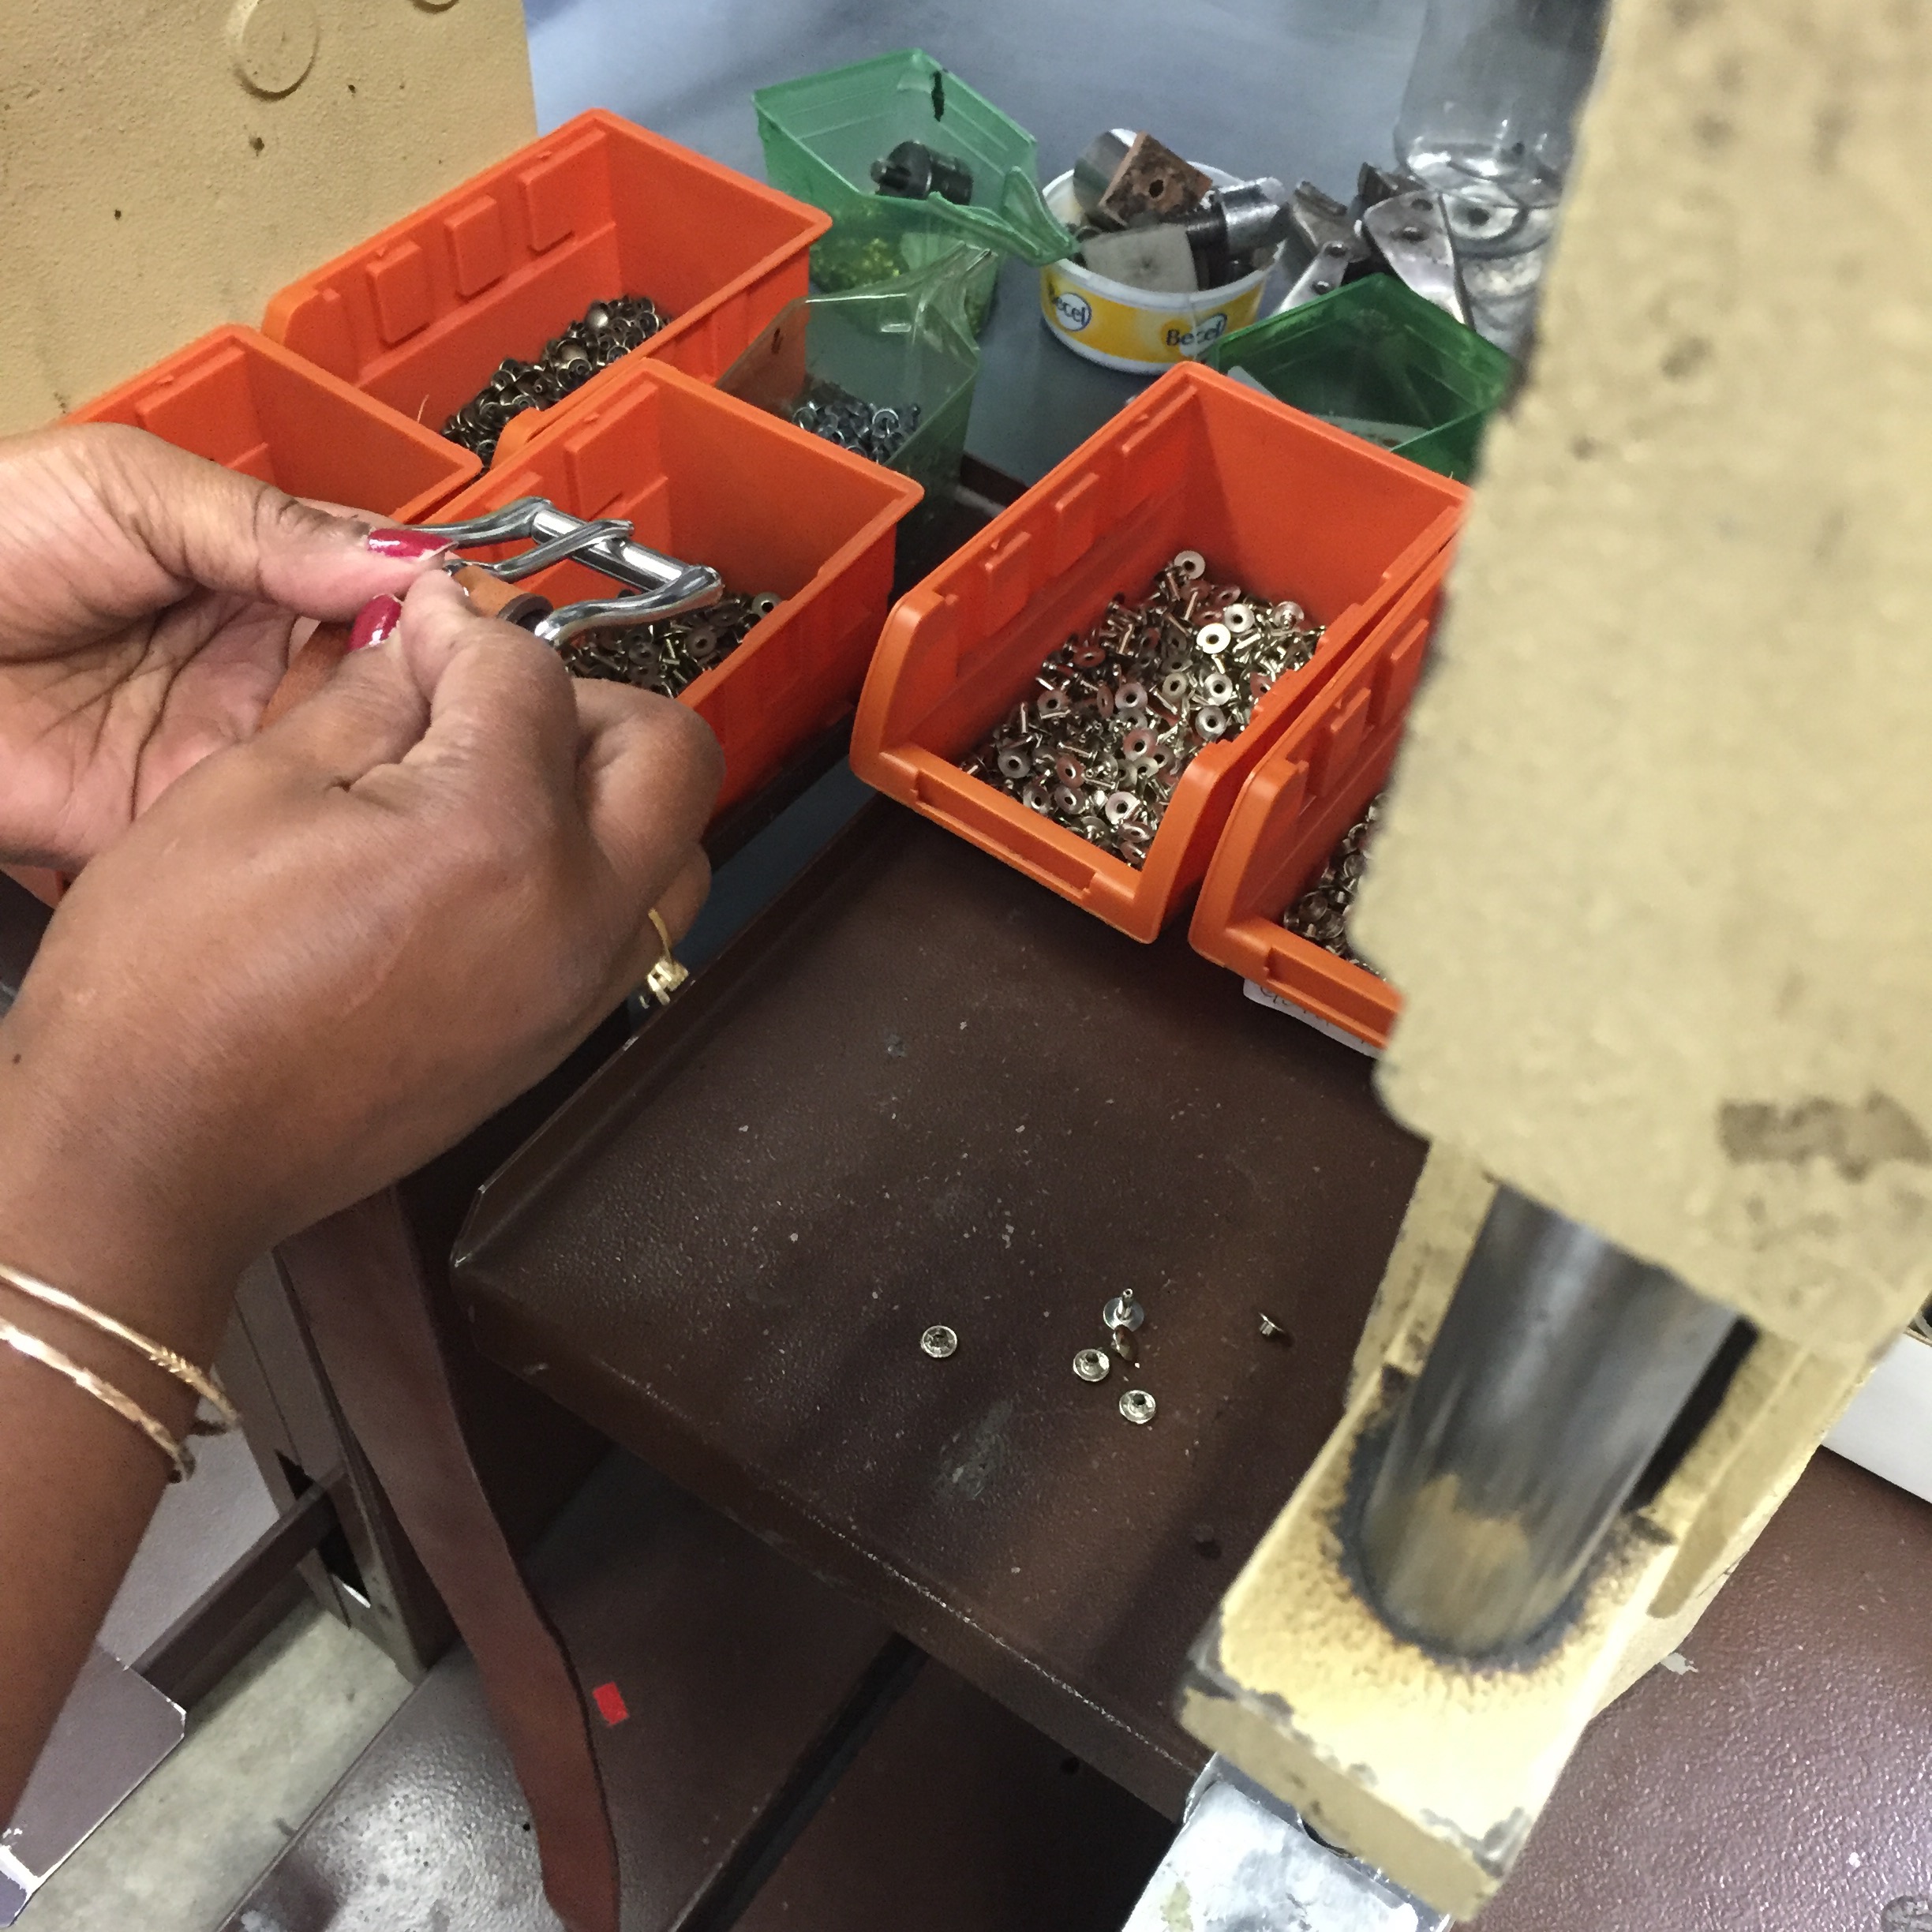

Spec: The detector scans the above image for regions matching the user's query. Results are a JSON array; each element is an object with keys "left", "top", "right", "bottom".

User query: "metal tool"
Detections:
[
  {"left": 1179, "top": 176, "right": 1292, "bottom": 286},
  {"left": 1272, "top": 168, "right": 1474, "bottom": 325},
  {"left": 1121, "top": 1756, "right": 1451, "bottom": 1932},
  {"left": 1279, "top": 238, "right": 1360, "bottom": 309},
  {"left": 1074, "top": 127, "right": 1289, "bottom": 290},
  {"left": 871, "top": 140, "right": 974, "bottom": 206},
  {"left": 1088, "top": 131, "right": 1213, "bottom": 230},
  {"left": 1286, "top": 180, "right": 1363, "bottom": 268},
  {"left": 1361, "top": 190, "right": 1470, "bottom": 326},
  {"left": 1072, "top": 128, "right": 1138, "bottom": 217},
  {"left": 413, "top": 498, "right": 721, "bottom": 652}
]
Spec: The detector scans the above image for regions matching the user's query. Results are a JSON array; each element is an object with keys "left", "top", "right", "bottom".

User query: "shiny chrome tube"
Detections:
[{"left": 1357, "top": 1186, "right": 1735, "bottom": 1657}]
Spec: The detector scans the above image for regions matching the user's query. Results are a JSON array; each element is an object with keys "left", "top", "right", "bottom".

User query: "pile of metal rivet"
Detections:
[
  {"left": 788, "top": 380, "right": 923, "bottom": 464},
  {"left": 960, "top": 551, "right": 1324, "bottom": 871},
  {"left": 556, "top": 592, "right": 781, "bottom": 701},
  {"left": 1069, "top": 1290, "right": 1158, "bottom": 1425},
  {"left": 443, "top": 295, "right": 670, "bottom": 462},
  {"left": 1281, "top": 795, "right": 1383, "bottom": 973}
]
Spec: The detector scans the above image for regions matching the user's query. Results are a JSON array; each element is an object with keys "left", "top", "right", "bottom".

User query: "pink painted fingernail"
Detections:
[
  {"left": 349, "top": 594, "right": 404, "bottom": 651},
  {"left": 365, "top": 527, "right": 453, "bottom": 561}
]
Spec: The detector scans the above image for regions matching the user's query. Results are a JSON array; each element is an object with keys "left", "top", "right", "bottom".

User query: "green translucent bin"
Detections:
[
  {"left": 1206, "top": 277, "right": 1513, "bottom": 483},
  {"left": 754, "top": 50, "right": 1073, "bottom": 324},
  {"left": 717, "top": 249, "right": 987, "bottom": 507}
]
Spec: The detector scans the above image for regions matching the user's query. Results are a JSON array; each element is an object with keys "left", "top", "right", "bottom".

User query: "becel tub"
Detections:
[{"left": 1039, "top": 167, "right": 1273, "bottom": 372}]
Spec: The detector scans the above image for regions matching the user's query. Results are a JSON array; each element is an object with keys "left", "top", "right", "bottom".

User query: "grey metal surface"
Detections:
[
  {"left": 0, "top": 1648, "right": 184, "bottom": 1923},
  {"left": 94, "top": 1428, "right": 281, "bottom": 1669},
  {"left": 1358, "top": 1186, "right": 1738, "bottom": 1657},
  {"left": 524, "top": 0, "right": 1429, "bottom": 481},
  {"left": 1121, "top": 1758, "right": 1449, "bottom": 1932}
]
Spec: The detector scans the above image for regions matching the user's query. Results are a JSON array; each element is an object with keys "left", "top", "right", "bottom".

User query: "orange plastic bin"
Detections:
[
  {"left": 1188, "top": 561, "right": 1451, "bottom": 1051},
  {"left": 432, "top": 359, "right": 921, "bottom": 815},
  {"left": 69, "top": 324, "right": 479, "bottom": 522},
  {"left": 849, "top": 362, "right": 1465, "bottom": 942},
  {"left": 262, "top": 110, "right": 830, "bottom": 461}
]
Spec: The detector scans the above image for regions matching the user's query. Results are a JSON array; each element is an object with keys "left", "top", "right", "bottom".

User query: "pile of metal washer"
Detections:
[
  {"left": 556, "top": 592, "right": 781, "bottom": 701},
  {"left": 1282, "top": 796, "right": 1382, "bottom": 972},
  {"left": 788, "top": 379, "right": 923, "bottom": 465},
  {"left": 960, "top": 551, "right": 1324, "bottom": 870},
  {"left": 443, "top": 294, "right": 670, "bottom": 463}
]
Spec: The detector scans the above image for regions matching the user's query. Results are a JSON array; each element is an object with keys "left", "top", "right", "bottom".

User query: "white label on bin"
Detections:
[
  {"left": 1053, "top": 290, "right": 1094, "bottom": 333},
  {"left": 1242, "top": 979, "right": 1380, "bottom": 1058}
]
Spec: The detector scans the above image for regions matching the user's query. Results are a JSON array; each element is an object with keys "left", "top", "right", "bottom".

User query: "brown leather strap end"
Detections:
[
  {"left": 261, "top": 621, "right": 354, "bottom": 728},
  {"left": 261, "top": 571, "right": 552, "bottom": 724}
]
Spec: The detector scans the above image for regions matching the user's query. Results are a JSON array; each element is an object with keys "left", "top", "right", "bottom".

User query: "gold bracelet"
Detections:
[
  {"left": 641, "top": 904, "right": 689, "bottom": 1007},
  {"left": 0, "top": 1261, "right": 238, "bottom": 1432},
  {"left": 0, "top": 1315, "right": 191, "bottom": 1480}
]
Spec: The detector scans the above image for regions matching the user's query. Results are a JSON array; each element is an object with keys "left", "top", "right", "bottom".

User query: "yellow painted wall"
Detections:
[{"left": 2, "top": 0, "right": 535, "bottom": 430}]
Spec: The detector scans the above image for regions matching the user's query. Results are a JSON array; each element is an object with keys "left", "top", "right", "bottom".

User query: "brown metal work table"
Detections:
[{"left": 454, "top": 799, "right": 1427, "bottom": 1818}]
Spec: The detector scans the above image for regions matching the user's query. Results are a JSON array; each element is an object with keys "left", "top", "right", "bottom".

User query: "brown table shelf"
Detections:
[{"left": 455, "top": 801, "right": 1426, "bottom": 1816}]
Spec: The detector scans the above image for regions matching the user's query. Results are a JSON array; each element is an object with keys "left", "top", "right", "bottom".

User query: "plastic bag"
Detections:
[{"left": 717, "top": 246, "right": 989, "bottom": 506}]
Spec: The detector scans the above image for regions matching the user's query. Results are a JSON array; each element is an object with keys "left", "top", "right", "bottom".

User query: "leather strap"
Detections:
[
  {"left": 279, "top": 1193, "right": 620, "bottom": 1932},
  {"left": 261, "top": 571, "right": 619, "bottom": 1929},
  {"left": 261, "top": 621, "right": 354, "bottom": 728}
]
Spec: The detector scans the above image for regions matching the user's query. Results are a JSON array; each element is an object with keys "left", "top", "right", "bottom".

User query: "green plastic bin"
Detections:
[
  {"left": 754, "top": 50, "right": 1073, "bottom": 325},
  {"left": 1207, "top": 276, "right": 1513, "bottom": 483},
  {"left": 717, "top": 248, "right": 987, "bottom": 507}
]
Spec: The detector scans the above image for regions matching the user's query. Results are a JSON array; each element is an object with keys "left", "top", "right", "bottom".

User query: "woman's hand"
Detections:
[
  {"left": 0, "top": 424, "right": 459, "bottom": 871},
  {"left": 0, "top": 567, "right": 721, "bottom": 1275},
  {"left": 0, "top": 566, "right": 718, "bottom": 1824}
]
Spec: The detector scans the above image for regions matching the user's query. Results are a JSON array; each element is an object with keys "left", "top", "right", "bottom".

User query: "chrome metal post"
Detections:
[{"left": 1357, "top": 1186, "right": 1736, "bottom": 1657}]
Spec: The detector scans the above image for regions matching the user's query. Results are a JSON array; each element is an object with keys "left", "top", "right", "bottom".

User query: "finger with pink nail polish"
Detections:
[
  {"left": 349, "top": 595, "right": 404, "bottom": 651},
  {"left": 365, "top": 528, "right": 455, "bottom": 562}
]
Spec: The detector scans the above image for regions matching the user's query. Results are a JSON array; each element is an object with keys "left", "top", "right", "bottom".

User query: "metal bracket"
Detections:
[{"left": 1361, "top": 191, "right": 1471, "bottom": 327}]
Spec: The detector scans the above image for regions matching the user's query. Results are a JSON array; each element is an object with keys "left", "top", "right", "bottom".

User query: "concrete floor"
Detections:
[{"left": 23, "top": 1604, "right": 409, "bottom": 1932}]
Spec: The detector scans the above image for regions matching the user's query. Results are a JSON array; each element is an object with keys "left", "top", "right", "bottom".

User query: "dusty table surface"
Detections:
[{"left": 456, "top": 804, "right": 1427, "bottom": 1815}]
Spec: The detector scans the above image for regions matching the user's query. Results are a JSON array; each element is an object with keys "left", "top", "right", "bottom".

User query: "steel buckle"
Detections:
[{"left": 414, "top": 496, "right": 723, "bottom": 649}]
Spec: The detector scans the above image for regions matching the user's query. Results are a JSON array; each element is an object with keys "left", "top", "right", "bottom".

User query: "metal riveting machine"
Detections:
[{"left": 1148, "top": 0, "right": 1932, "bottom": 1919}]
